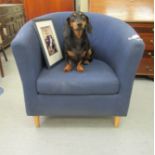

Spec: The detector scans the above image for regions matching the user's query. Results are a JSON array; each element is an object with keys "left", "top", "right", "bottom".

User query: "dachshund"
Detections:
[{"left": 63, "top": 11, "right": 94, "bottom": 72}]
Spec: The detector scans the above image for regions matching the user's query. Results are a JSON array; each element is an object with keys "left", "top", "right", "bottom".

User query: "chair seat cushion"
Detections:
[{"left": 37, "top": 59, "right": 119, "bottom": 95}]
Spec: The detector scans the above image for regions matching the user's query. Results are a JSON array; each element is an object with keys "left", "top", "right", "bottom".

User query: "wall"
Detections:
[{"left": 80, "top": 0, "right": 88, "bottom": 12}]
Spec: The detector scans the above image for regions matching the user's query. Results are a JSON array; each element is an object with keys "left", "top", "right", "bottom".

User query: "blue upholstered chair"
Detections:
[{"left": 11, "top": 12, "right": 144, "bottom": 127}]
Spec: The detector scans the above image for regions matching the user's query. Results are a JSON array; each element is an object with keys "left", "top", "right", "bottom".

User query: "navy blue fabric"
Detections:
[
  {"left": 11, "top": 12, "right": 144, "bottom": 116},
  {"left": 37, "top": 59, "right": 119, "bottom": 95}
]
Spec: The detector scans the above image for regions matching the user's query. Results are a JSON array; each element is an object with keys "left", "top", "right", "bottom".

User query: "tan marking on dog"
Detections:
[
  {"left": 67, "top": 51, "right": 76, "bottom": 58},
  {"left": 77, "top": 63, "right": 84, "bottom": 72},
  {"left": 64, "top": 63, "right": 72, "bottom": 72},
  {"left": 73, "top": 30, "right": 83, "bottom": 39}
]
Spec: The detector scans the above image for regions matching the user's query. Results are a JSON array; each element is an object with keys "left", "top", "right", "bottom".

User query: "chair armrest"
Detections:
[
  {"left": 11, "top": 21, "right": 43, "bottom": 113},
  {"left": 89, "top": 16, "right": 144, "bottom": 94}
]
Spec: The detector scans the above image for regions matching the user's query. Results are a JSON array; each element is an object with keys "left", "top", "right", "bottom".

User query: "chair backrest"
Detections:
[
  {"left": 20, "top": 11, "right": 130, "bottom": 64},
  {"left": 32, "top": 12, "right": 123, "bottom": 54}
]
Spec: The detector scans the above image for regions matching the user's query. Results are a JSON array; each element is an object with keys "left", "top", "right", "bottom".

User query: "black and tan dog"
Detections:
[{"left": 63, "top": 11, "right": 94, "bottom": 72}]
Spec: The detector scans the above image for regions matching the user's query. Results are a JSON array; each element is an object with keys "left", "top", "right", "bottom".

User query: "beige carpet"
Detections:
[{"left": 0, "top": 48, "right": 154, "bottom": 155}]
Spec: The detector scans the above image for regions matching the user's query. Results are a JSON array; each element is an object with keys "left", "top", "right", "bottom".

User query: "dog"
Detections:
[{"left": 63, "top": 11, "right": 94, "bottom": 72}]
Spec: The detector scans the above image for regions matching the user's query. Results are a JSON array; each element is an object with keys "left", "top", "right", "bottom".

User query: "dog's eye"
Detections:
[
  {"left": 70, "top": 18, "right": 75, "bottom": 22},
  {"left": 82, "top": 15, "right": 86, "bottom": 20}
]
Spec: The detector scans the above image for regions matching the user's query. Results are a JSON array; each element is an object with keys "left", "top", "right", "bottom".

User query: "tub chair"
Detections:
[{"left": 11, "top": 12, "right": 144, "bottom": 127}]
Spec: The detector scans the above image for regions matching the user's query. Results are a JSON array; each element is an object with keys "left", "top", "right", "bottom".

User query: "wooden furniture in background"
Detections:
[
  {"left": 0, "top": 4, "right": 25, "bottom": 48},
  {"left": 131, "top": 22, "right": 154, "bottom": 78},
  {"left": 0, "top": 52, "right": 4, "bottom": 77},
  {"left": 24, "top": 0, "right": 75, "bottom": 21},
  {"left": 0, "top": 0, "right": 23, "bottom": 3},
  {"left": 89, "top": 0, "right": 154, "bottom": 78},
  {"left": 0, "top": 44, "right": 8, "bottom": 77}
]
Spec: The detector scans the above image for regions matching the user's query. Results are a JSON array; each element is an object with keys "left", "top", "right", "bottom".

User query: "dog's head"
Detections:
[{"left": 64, "top": 12, "right": 92, "bottom": 38}]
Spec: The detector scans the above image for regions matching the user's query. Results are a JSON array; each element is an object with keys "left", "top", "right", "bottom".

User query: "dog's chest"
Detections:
[{"left": 71, "top": 39, "right": 87, "bottom": 52}]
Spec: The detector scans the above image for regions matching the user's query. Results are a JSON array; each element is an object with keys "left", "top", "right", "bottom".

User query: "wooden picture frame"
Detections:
[{"left": 34, "top": 20, "right": 63, "bottom": 68}]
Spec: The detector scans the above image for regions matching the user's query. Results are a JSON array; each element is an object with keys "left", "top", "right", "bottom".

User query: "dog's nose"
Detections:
[{"left": 77, "top": 23, "right": 82, "bottom": 27}]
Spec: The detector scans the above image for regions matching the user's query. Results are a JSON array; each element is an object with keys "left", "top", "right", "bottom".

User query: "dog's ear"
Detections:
[
  {"left": 63, "top": 17, "right": 71, "bottom": 38},
  {"left": 85, "top": 15, "right": 92, "bottom": 33}
]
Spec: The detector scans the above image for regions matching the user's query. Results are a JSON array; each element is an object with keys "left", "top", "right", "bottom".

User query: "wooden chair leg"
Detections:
[
  {"left": 0, "top": 54, "right": 4, "bottom": 77},
  {"left": 34, "top": 116, "right": 40, "bottom": 128},
  {"left": 1, "top": 48, "right": 8, "bottom": 61},
  {"left": 2, "top": 49, "right": 8, "bottom": 61},
  {"left": 114, "top": 116, "right": 121, "bottom": 128}
]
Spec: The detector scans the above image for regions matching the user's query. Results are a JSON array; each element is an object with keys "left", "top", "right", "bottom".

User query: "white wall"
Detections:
[{"left": 75, "top": 0, "right": 88, "bottom": 12}]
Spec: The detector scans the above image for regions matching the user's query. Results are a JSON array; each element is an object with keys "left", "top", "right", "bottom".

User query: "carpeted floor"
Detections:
[{"left": 0, "top": 48, "right": 154, "bottom": 155}]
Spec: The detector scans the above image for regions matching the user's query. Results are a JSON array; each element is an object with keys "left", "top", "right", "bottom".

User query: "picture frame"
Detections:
[{"left": 34, "top": 20, "right": 63, "bottom": 68}]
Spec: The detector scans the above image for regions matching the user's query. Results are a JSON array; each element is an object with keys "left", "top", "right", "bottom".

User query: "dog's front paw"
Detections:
[
  {"left": 83, "top": 60, "right": 90, "bottom": 65},
  {"left": 64, "top": 64, "right": 72, "bottom": 72},
  {"left": 77, "top": 64, "right": 84, "bottom": 72}
]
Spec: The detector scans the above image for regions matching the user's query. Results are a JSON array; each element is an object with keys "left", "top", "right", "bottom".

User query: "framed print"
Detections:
[{"left": 34, "top": 20, "right": 63, "bottom": 68}]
